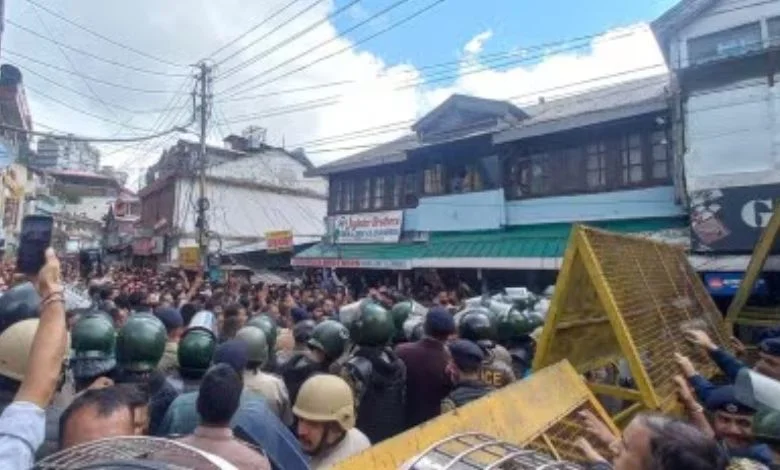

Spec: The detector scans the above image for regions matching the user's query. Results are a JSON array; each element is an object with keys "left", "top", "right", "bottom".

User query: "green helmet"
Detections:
[
  {"left": 496, "top": 308, "right": 544, "bottom": 344},
  {"left": 116, "top": 313, "right": 167, "bottom": 373},
  {"left": 70, "top": 312, "right": 116, "bottom": 380},
  {"left": 390, "top": 302, "right": 413, "bottom": 340},
  {"left": 247, "top": 314, "right": 278, "bottom": 351},
  {"left": 350, "top": 301, "right": 394, "bottom": 347},
  {"left": 0, "top": 282, "right": 40, "bottom": 334},
  {"left": 236, "top": 325, "right": 269, "bottom": 367},
  {"left": 308, "top": 320, "right": 350, "bottom": 361},
  {"left": 458, "top": 309, "right": 497, "bottom": 343},
  {"left": 178, "top": 327, "right": 217, "bottom": 377}
]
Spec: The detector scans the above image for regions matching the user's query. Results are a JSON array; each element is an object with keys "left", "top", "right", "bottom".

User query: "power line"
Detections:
[
  {"left": 5, "top": 19, "right": 189, "bottom": 77},
  {"left": 223, "top": 0, "right": 451, "bottom": 98},
  {"left": 26, "top": 0, "right": 188, "bottom": 68},
  {"left": 292, "top": 67, "right": 668, "bottom": 153},
  {"left": 216, "top": 0, "right": 356, "bottom": 76},
  {"left": 2, "top": 120, "right": 191, "bottom": 143},
  {"left": 208, "top": 0, "right": 309, "bottom": 60},
  {"left": 3, "top": 49, "right": 182, "bottom": 94},
  {"left": 219, "top": 26, "right": 644, "bottom": 103},
  {"left": 19, "top": 65, "right": 190, "bottom": 115}
]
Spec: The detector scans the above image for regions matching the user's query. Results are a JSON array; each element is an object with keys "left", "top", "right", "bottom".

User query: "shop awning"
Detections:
[{"left": 292, "top": 217, "right": 689, "bottom": 270}]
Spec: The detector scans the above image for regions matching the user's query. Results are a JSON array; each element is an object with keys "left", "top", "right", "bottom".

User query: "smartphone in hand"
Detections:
[{"left": 17, "top": 215, "right": 53, "bottom": 276}]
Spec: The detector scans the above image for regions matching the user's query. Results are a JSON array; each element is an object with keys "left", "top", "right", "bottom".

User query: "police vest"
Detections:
[
  {"left": 479, "top": 357, "right": 515, "bottom": 388},
  {"left": 343, "top": 347, "right": 406, "bottom": 444}
]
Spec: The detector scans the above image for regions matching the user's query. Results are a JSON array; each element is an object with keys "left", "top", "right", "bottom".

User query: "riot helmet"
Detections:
[
  {"left": 116, "top": 313, "right": 167, "bottom": 373},
  {"left": 235, "top": 325, "right": 269, "bottom": 368},
  {"left": 349, "top": 300, "right": 394, "bottom": 347},
  {"left": 293, "top": 374, "right": 355, "bottom": 432},
  {"left": 307, "top": 320, "right": 350, "bottom": 362},
  {"left": 70, "top": 312, "right": 117, "bottom": 381},
  {"left": 458, "top": 309, "right": 497, "bottom": 345}
]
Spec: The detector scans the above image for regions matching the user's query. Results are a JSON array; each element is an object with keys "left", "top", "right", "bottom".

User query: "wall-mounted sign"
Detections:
[
  {"left": 291, "top": 257, "right": 412, "bottom": 270},
  {"left": 704, "top": 272, "right": 768, "bottom": 297},
  {"left": 690, "top": 184, "right": 780, "bottom": 253},
  {"left": 265, "top": 230, "right": 293, "bottom": 253},
  {"left": 330, "top": 210, "right": 403, "bottom": 244}
]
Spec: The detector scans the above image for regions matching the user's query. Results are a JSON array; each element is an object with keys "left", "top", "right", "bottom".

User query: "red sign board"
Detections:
[{"left": 266, "top": 230, "right": 293, "bottom": 253}]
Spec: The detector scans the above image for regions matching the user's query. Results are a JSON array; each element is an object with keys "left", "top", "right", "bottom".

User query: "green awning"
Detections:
[{"left": 292, "top": 217, "right": 688, "bottom": 270}]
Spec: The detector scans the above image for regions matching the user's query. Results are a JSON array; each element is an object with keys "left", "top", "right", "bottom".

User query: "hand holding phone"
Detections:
[{"left": 17, "top": 215, "right": 54, "bottom": 276}]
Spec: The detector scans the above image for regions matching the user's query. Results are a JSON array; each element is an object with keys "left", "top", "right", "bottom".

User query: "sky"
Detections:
[{"left": 0, "top": 0, "right": 677, "bottom": 188}]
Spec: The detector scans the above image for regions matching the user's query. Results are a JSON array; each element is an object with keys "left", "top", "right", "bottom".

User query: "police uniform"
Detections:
[
  {"left": 705, "top": 386, "right": 774, "bottom": 467},
  {"left": 479, "top": 345, "right": 516, "bottom": 388},
  {"left": 441, "top": 340, "right": 495, "bottom": 413}
]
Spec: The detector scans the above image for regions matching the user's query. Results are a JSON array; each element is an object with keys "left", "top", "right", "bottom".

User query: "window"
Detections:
[
  {"left": 687, "top": 22, "right": 762, "bottom": 65},
  {"left": 585, "top": 142, "right": 607, "bottom": 189},
  {"left": 342, "top": 180, "right": 354, "bottom": 212},
  {"left": 391, "top": 175, "right": 403, "bottom": 208},
  {"left": 358, "top": 179, "right": 371, "bottom": 210},
  {"left": 557, "top": 147, "right": 583, "bottom": 193},
  {"left": 769, "top": 17, "right": 780, "bottom": 45},
  {"left": 424, "top": 164, "right": 444, "bottom": 195},
  {"left": 404, "top": 172, "right": 417, "bottom": 204},
  {"left": 331, "top": 180, "right": 342, "bottom": 212},
  {"left": 651, "top": 130, "right": 670, "bottom": 180},
  {"left": 620, "top": 133, "right": 644, "bottom": 185},
  {"left": 449, "top": 164, "right": 483, "bottom": 193},
  {"left": 509, "top": 152, "right": 552, "bottom": 197},
  {"left": 372, "top": 177, "right": 385, "bottom": 209}
]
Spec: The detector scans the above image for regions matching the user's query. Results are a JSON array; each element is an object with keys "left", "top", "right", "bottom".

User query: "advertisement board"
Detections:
[
  {"left": 690, "top": 184, "right": 780, "bottom": 253},
  {"left": 265, "top": 230, "right": 293, "bottom": 253},
  {"left": 704, "top": 272, "right": 768, "bottom": 297},
  {"left": 330, "top": 210, "right": 403, "bottom": 244}
]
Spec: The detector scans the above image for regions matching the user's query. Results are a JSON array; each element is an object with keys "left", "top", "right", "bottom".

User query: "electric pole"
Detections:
[{"left": 195, "top": 62, "right": 212, "bottom": 269}]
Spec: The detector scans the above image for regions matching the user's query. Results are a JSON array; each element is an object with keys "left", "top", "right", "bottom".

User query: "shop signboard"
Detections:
[
  {"left": 690, "top": 184, "right": 780, "bottom": 253},
  {"left": 291, "top": 257, "right": 412, "bottom": 270},
  {"left": 330, "top": 210, "right": 403, "bottom": 244},
  {"left": 265, "top": 230, "right": 293, "bottom": 253},
  {"left": 704, "top": 272, "right": 768, "bottom": 297}
]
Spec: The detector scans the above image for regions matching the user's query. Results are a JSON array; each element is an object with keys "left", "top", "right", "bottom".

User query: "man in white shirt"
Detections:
[
  {"left": 293, "top": 374, "right": 370, "bottom": 469},
  {"left": 0, "top": 248, "right": 67, "bottom": 469}
]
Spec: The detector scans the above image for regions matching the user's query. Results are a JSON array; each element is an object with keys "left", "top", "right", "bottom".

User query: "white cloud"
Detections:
[
  {"left": 463, "top": 30, "right": 493, "bottom": 55},
  {"left": 1, "top": 0, "right": 667, "bottom": 181}
]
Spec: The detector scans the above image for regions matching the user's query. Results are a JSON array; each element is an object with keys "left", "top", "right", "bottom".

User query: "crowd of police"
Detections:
[
  {"left": 0, "top": 254, "right": 779, "bottom": 469},
  {"left": 0, "top": 255, "right": 547, "bottom": 470}
]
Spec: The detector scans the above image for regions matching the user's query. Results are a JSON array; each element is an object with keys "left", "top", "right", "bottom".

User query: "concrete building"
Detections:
[
  {"left": 653, "top": 0, "right": 780, "bottom": 275},
  {"left": 295, "top": 79, "right": 693, "bottom": 289},
  {"left": 139, "top": 136, "right": 327, "bottom": 266},
  {"left": 34, "top": 138, "right": 101, "bottom": 172}
]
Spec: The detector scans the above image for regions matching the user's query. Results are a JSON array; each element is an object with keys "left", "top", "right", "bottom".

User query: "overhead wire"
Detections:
[
  {"left": 216, "top": 0, "right": 356, "bottom": 76},
  {"left": 222, "top": 0, "right": 450, "bottom": 98},
  {"left": 208, "top": 0, "right": 309, "bottom": 61},
  {"left": 2, "top": 50, "right": 181, "bottom": 94},
  {"left": 25, "top": 0, "right": 188, "bottom": 68},
  {"left": 5, "top": 19, "right": 190, "bottom": 77}
]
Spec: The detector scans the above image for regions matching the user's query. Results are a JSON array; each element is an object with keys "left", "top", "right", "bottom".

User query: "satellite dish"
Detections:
[{"left": 34, "top": 436, "right": 238, "bottom": 470}]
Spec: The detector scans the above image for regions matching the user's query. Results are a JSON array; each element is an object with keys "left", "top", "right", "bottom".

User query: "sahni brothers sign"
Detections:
[{"left": 331, "top": 210, "right": 404, "bottom": 244}]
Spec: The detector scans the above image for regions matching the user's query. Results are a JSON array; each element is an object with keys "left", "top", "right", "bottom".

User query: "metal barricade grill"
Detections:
[
  {"left": 527, "top": 403, "right": 611, "bottom": 463},
  {"left": 407, "top": 432, "right": 584, "bottom": 470},
  {"left": 534, "top": 225, "right": 730, "bottom": 420}
]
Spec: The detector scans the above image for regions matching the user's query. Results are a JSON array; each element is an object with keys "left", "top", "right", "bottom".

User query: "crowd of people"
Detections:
[{"left": 0, "top": 254, "right": 776, "bottom": 469}]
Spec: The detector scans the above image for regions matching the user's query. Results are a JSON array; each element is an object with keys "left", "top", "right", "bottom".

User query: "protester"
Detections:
[
  {"left": 395, "top": 307, "right": 455, "bottom": 427},
  {"left": 175, "top": 364, "right": 271, "bottom": 469},
  {"left": 58, "top": 386, "right": 135, "bottom": 449}
]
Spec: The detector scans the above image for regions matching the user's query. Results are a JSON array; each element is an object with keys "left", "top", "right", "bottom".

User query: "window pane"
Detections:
[
  {"left": 770, "top": 17, "right": 780, "bottom": 44},
  {"left": 333, "top": 181, "right": 341, "bottom": 212},
  {"left": 688, "top": 22, "right": 762, "bottom": 65},
  {"left": 360, "top": 180, "right": 370, "bottom": 210},
  {"left": 343, "top": 181, "right": 354, "bottom": 211},
  {"left": 620, "top": 134, "right": 644, "bottom": 185},
  {"left": 424, "top": 164, "right": 443, "bottom": 195},
  {"left": 393, "top": 176, "right": 402, "bottom": 207},
  {"left": 372, "top": 177, "right": 385, "bottom": 209},
  {"left": 653, "top": 161, "right": 669, "bottom": 179}
]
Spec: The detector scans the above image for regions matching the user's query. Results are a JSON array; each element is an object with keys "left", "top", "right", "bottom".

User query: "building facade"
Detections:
[
  {"left": 139, "top": 137, "right": 327, "bottom": 266},
  {"left": 33, "top": 138, "right": 101, "bottom": 172},
  {"left": 653, "top": 0, "right": 780, "bottom": 274},
  {"left": 293, "top": 78, "right": 693, "bottom": 289}
]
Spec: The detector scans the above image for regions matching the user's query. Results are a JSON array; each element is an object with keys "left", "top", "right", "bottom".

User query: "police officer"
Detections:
[
  {"left": 236, "top": 325, "right": 293, "bottom": 426},
  {"left": 389, "top": 300, "right": 416, "bottom": 345},
  {"left": 114, "top": 312, "right": 179, "bottom": 436},
  {"left": 293, "top": 374, "right": 370, "bottom": 469},
  {"left": 281, "top": 319, "right": 350, "bottom": 404},
  {"left": 336, "top": 300, "right": 406, "bottom": 444},
  {"left": 278, "top": 319, "right": 316, "bottom": 367},
  {"left": 70, "top": 312, "right": 117, "bottom": 392},
  {"left": 496, "top": 308, "right": 542, "bottom": 379},
  {"left": 247, "top": 314, "right": 279, "bottom": 372},
  {"left": 169, "top": 311, "right": 218, "bottom": 393},
  {"left": 441, "top": 339, "right": 494, "bottom": 413},
  {"left": 458, "top": 309, "right": 515, "bottom": 388}
]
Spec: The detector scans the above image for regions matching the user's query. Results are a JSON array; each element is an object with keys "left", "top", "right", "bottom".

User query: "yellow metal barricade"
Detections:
[
  {"left": 334, "top": 360, "right": 618, "bottom": 470},
  {"left": 533, "top": 225, "right": 729, "bottom": 420}
]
